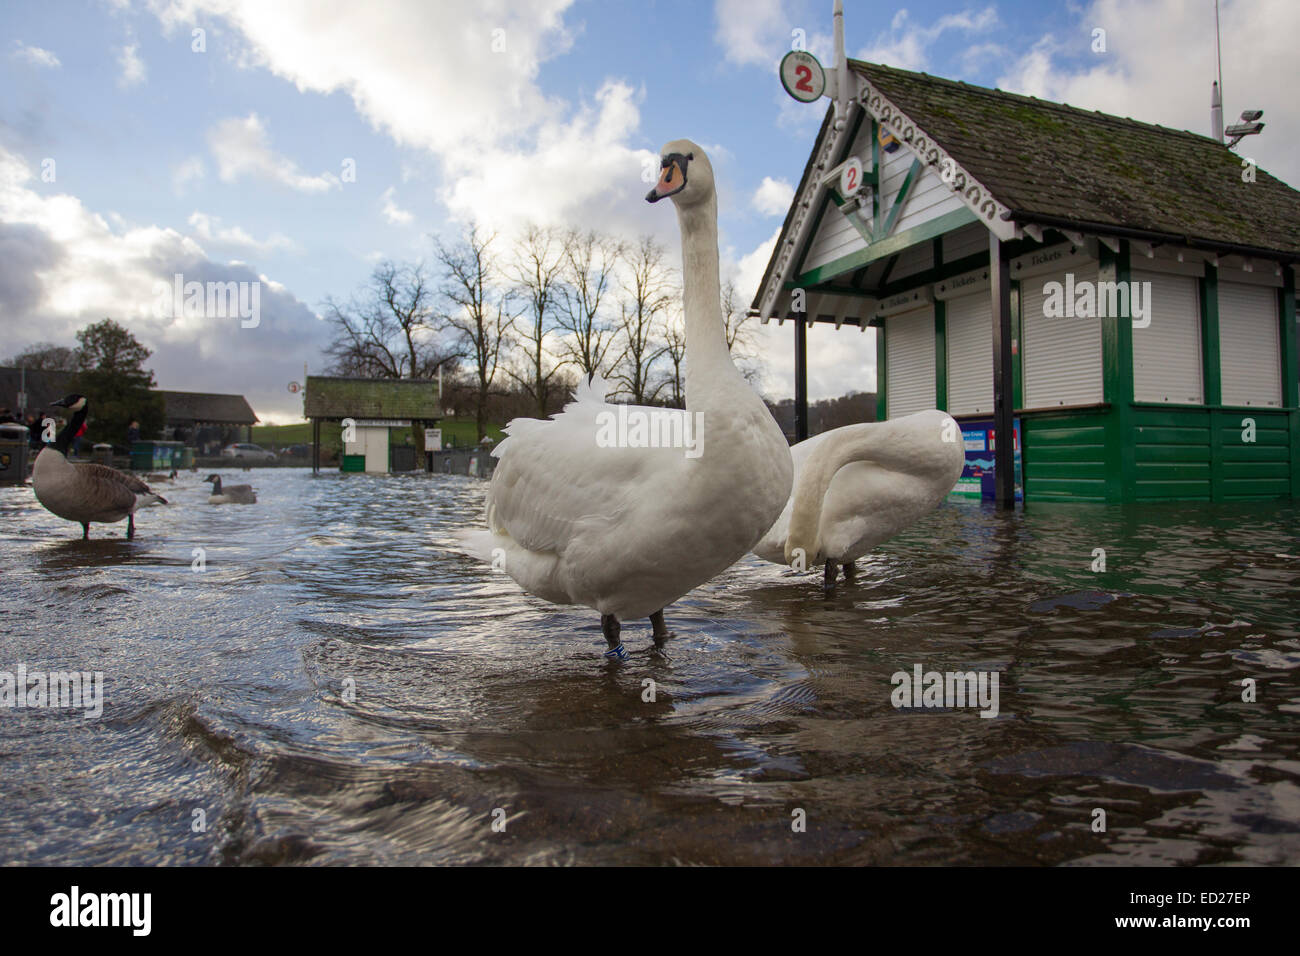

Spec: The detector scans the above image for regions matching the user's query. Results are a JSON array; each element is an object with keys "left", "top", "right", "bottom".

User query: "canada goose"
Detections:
[
  {"left": 203, "top": 474, "right": 256, "bottom": 504},
  {"left": 143, "top": 469, "right": 179, "bottom": 482},
  {"left": 458, "top": 142, "right": 792, "bottom": 660},
  {"left": 32, "top": 394, "right": 167, "bottom": 539}
]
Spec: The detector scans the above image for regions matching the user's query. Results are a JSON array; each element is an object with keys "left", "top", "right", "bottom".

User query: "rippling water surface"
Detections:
[{"left": 2, "top": 467, "right": 1298, "bottom": 865}]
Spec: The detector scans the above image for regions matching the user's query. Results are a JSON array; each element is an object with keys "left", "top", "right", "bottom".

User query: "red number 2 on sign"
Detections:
[{"left": 794, "top": 65, "right": 814, "bottom": 93}]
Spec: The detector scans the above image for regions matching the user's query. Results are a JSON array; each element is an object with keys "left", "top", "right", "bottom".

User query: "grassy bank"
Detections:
[{"left": 251, "top": 418, "right": 505, "bottom": 454}]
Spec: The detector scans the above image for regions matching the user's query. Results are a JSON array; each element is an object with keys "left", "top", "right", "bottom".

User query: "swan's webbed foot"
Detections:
[
  {"left": 823, "top": 559, "right": 839, "bottom": 593},
  {"left": 602, "top": 614, "right": 628, "bottom": 662},
  {"left": 842, "top": 560, "right": 857, "bottom": 583}
]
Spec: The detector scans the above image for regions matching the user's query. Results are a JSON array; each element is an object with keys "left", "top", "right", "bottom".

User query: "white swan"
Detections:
[
  {"left": 460, "top": 140, "right": 793, "bottom": 659},
  {"left": 33, "top": 394, "right": 168, "bottom": 539},
  {"left": 752, "top": 410, "right": 966, "bottom": 589},
  {"left": 203, "top": 474, "right": 257, "bottom": 504}
]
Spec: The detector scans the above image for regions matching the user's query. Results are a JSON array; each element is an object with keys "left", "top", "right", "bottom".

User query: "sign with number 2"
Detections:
[{"left": 780, "top": 50, "right": 825, "bottom": 103}]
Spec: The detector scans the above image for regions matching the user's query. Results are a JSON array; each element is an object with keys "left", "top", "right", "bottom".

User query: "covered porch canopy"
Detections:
[
  {"left": 752, "top": 59, "right": 1300, "bottom": 506},
  {"left": 303, "top": 376, "right": 441, "bottom": 473}
]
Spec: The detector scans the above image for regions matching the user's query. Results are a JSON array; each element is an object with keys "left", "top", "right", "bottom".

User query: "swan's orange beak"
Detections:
[{"left": 646, "top": 155, "right": 687, "bottom": 203}]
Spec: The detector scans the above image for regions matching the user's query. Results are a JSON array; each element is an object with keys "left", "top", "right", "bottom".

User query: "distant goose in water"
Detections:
[
  {"left": 753, "top": 410, "right": 966, "bottom": 591},
  {"left": 203, "top": 474, "right": 257, "bottom": 504},
  {"left": 32, "top": 394, "right": 168, "bottom": 540}
]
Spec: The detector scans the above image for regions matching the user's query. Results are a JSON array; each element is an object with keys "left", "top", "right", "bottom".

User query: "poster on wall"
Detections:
[{"left": 951, "top": 418, "right": 1022, "bottom": 501}]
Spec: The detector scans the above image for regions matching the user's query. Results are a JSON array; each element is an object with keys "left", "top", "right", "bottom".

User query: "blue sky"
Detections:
[{"left": 1, "top": 0, "right": 1294, "bottom": 421}]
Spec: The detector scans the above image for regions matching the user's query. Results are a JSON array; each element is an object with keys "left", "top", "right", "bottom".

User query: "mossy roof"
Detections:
[
  {"left": 303, "top": 376, "right": 440, "bottom": 421},
  {"left": 850, "top": 60, "right": 1300, "bottom": 256}
]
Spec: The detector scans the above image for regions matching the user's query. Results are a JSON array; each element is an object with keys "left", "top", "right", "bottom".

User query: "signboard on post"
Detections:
[
  {"left": 424, "top": 428, "right": 442, "bottom": 452},
  {"left": 779, "top": 50, "right": 826, "bottom": 103}
]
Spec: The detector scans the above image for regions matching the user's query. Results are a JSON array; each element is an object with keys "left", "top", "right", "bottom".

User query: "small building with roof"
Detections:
[
  {"left": 303, "top": 376, "right": 441, "bottom": 473},
  {"left": 158, "top": 390, "right": 259, "bottom": 452},
  {"left": 754, "top": 56, "right": 1299, "bottom": 504}
]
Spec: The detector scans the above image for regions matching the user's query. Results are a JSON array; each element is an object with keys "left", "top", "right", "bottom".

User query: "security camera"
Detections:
[
  {"left": 1225, "top": 121, "right": 1264, "bottom": 137},
  {"left": 1240, "top": 109, "right": 1263, "bottom": 122}
]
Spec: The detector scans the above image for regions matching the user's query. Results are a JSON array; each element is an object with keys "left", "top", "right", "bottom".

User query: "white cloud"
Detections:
[
  {"left": 715, "top": 0, "right": 789, "bottom": 67},
  {"left": 751, "top": 176, "right": 794, "bottom": 216},
  {"left": 207, "top": 113, "right": 341, "bottom": 193},
  {"left": 856, "top": 6, "right": 998, "bottom": 71},
  {"left": 172, "top": 155, "right": 205, "bottom": 195},
  {"left": 379, "top": 186, "right": 413, "bottom": 226},
  {"left": 12, "top": 42, "right": 61, "bottom": 68},
  {"left": 994, "top": 0, "right": 1300, "bottom": 188},
  {"left": 118, "top": 43, "right": 147, "bottom": 87},
  {"left": 187, "top": 210, "right": 296, "bottom": 253},
  {"left": 0, "top": 145, "right": 326, "bottom": 420}
]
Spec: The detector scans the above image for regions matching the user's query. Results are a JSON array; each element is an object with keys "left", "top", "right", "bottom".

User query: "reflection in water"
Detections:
[{"left": 0, "top": 469, "right": 1298, "bottom": 865}]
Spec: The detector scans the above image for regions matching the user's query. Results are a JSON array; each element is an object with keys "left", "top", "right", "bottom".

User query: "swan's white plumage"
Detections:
[
  {"left": 459, "top": 140, "right": 792, "bottom": 623},
  {"left": 754, "top": 409, "right": 966, "bottom": 567}
]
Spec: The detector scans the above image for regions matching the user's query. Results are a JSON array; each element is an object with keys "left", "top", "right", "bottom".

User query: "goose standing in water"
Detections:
[
  {"left": 203, "top": 475, "right": 257, "bottom": 504},
  {"left": 460, "top": 140, "right": 792, "bottom": 660},
  {"left": 753, "top": 410, "right": 965, "bottom": 591},
  {"left": 32, "top": 394, "right": 168, "bottom": 539}
]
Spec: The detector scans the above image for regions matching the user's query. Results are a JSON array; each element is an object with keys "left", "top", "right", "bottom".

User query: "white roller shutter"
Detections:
[
  {"left": 946, "top": 292, "right": 993, "bottom": 415},
  {"left": 1132, "top": 270, "right": 1202, "bottom": 404},
  {"left": 1219, "top": 282, "right": 1280, "bottom": 407},
  {"left": 886, "top": 306, "right": 936, "bottom": 419},
  {"left": 1021, "top": 265, "right": 1103, "bottom": 408}
]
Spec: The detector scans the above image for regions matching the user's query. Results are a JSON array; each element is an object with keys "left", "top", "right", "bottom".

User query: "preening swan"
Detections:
[
  {"left": 460, "top": 140, "right": 793, "bottom": 660},
  {"left": 753, "top": 410, "right": 965, "bottom": 590},
  {"left": 203, "top": 474, "right": 257, "bottom": 504},
  {"left": 32, "top": 394, "right": 168, "bottom": 539}
]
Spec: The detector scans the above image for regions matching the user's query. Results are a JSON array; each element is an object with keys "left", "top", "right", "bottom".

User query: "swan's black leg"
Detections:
[
  {"left": 649, "top": 609, "right": 671, "bottom": 658},
  {"left": 823, "top": 559, "right": 839, "bottom": 593},
  {"left": 81, "top": 522, "right": 89, "bottom": 540},
  {"left": 602, "top": 614, "right": 627, "bottom": 661},
  {"left": 127, "top": 514, "right": 135, "bottom": 540},
  {"left": 842, "top": 560, "right": 857, "bottom": 583}
]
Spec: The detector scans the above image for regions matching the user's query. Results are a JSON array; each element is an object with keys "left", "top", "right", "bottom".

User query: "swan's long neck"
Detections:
[{"left": 677, "top": 195, "right": 734, "bottom": 401}]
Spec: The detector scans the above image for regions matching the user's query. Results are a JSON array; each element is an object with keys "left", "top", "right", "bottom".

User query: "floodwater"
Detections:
[{"left": 1, "top": 467, "right": 1298, "bottom": 866}]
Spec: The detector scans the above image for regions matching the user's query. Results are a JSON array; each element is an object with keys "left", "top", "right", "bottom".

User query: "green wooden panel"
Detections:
[
  {"left": 1132, "top": 407, "right": 1212, "bottom": 428},
  {"left": 1026, "top": 425, "right": 1108, "bottom": 444},
  {"left": 1133, "top": 481, "right": 1211, "bottom": 500},
  {"left": 1222, "top": 478, "right": 1291, "bottom": 498},
  {"left": 1133, "top": 425, "right": 1211, "bottom": 444},
  {"left": 1032, "top": 461, "right": 1107, "bottom": 479},
  {"left": 1135, "top": 461, "right": 1212, "bottom": 480},
  {"left": 1135, "top": 444, "right": 1210, "bottom": 463},
  {"left": 1223, "top": 459, "right": 1291, "bottom": 476},
  {"left": 1033, "top": 444, "right": 1107, "bottom": 463}
]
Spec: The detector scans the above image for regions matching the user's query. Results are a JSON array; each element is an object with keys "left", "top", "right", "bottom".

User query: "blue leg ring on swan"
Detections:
[{"left": 604, "top": 644, "right": 629, "bottom": 661}]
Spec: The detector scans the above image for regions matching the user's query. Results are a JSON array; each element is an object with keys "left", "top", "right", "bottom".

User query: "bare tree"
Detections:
[
  {"left": 659, "top": 305, "right": 686, "bottom": 408},
  {"left": 3, "top": 342, "right": 78, "bottom": 370},
  {"left": 721, "top": 279, "right": 762, "bottom": 384},
  {"left": 612, "top": 235, "right": 676, "bottom": 404},
  {"left": 506, "top": 224, "right": 568, "bottom": 417},
  {"left": 555, "top": 229, "right": 622, "bottom": 380},
  {"left": 434, "top": 223, "right": 517, "bottom": 443},
  {"left": 323, "top": 260, "right": 457, "bottom": 379}
]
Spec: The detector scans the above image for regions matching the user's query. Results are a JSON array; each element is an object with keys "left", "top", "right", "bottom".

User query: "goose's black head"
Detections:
[
  {"left": 50, "top": 394, "right": 87, "bottom": 412},
  {"left": 203, "top": 474, "right": 219, "bottom": 484}
]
